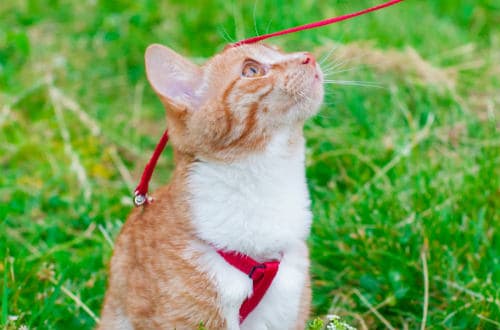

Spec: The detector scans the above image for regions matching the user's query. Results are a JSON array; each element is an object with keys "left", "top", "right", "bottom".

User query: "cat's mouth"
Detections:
[
  {"left": 312, "top": 71, "right": 324, "bottom": 90},
  {"left": 314, "top": 63, "right": 323, "bottom": 82}
]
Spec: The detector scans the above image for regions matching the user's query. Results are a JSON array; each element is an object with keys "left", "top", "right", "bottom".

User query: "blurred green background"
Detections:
[{"left": 1, "top": 0, "right": 499, "bottom": 329}]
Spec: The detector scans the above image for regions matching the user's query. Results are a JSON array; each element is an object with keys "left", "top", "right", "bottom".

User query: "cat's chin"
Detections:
[
  {"left": 290, "top": 99, "right": 323, "bottom": 123},
  {"left": 303, "top": 82, "right": 324, "bottom": 118}
]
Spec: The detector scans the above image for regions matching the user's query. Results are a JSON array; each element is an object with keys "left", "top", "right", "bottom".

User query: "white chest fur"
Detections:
[{"left": 187, "top": 129, "right": 312, "bottom": 329}]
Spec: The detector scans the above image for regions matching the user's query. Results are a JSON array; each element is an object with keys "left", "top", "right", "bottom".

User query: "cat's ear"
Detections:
[{"left": 145, "top": 44, "right": 202, "bottom": 111}]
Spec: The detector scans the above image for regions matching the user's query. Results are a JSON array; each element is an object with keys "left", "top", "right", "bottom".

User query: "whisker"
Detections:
[
  {"left": 218, "top": 25, "right": 235, "bottom": 43},
  {"left": 324, "top": 49, "right": 374, "bottom": 73},
  {"left": 323, "top": 80, "right": 383, "bottom": 88},
  {"left": 320, "top": 59, "right": 351, "bottom": 76},
  {"left": 319, "top": 44, "right": 341, "bottom": 65},
  {"left": 323, "top": 79, "right": 380, "bottom": 85},
  {"left": 319, "top": 61, "right": 340, "bottom": 72},
  {"left": 265, "top": 18, "right": 273, "bottom": 34},
  {"left": 320, "top": 46, "right": 376, "bottom": 76},
  {"left": 314, "top": 112, "right": 338, "bottom": 120},
  {"left": 324, "top": 79, "right": 380, "bottom": 84},
  {"left": 324, "top": 58, "right": 350, "bottom": 72},
  {"left": 323, "top": 67, "right": 360, "bottom": 77},
  {"left": 253, "top": 0, "right": 260, "bottom": 37},
  {"left": 231, "top": 1, "right": 246, "bottom": 41},
  {"left": 319, "top": 101, "right": 338, "bottom": 108}
]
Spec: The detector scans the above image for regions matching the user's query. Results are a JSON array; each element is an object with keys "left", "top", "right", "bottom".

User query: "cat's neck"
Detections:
[{"left": 184, "top": 126, "right": 312, "bottom": 260}]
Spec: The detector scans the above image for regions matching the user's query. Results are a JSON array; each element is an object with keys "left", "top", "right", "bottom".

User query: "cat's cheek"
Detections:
[{"left": 187, "top": 111, "right": 222, "bottom": 148}]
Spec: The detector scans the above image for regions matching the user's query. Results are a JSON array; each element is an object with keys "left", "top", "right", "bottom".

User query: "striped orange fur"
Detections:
[{"left": 99, "top": 43, "right": 324, "bottom": 329}]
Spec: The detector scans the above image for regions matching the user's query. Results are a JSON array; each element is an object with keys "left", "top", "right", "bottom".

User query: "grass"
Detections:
[{"left": 1, "top": 0, "right": 499, "bottom": 329}]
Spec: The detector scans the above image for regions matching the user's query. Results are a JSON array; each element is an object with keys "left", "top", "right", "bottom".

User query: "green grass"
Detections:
[{"left": 1, "top": 0, "right": 499, "bottom": 329}]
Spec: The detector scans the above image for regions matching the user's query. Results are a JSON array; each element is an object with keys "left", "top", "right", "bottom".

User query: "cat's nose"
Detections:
[{"left": 301, "top": 53, "right": 316, "bottom": 66}]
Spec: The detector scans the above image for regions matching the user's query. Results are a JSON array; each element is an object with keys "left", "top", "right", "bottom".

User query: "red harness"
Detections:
[{"left": 217, "top": 250, "right": 280, "bottom": 323}]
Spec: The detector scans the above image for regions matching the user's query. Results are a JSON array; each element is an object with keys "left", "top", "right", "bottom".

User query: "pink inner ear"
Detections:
[
  {"left": 145, "top": 44, "right": 201, "bottom": 108},
  {"left": 172, "top": 83, "right": 196, "bottom": 98}
]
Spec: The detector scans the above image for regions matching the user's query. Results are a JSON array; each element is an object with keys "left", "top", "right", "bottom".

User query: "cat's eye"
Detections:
[{"left": 242, "top": 60, "right": 266, "bottom": 78}]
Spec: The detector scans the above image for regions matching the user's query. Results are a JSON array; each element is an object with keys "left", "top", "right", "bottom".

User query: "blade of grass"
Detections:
[
  {"left": 1, "top": 257, "right": 8, "bottom": 325},
  {"left": 352, "top": 289, "right": 396, "bottom": 330},
  {"left": 48, "top": 277, "right": 100, "bottom": 324},
  {"left": 420, "top": 240, "right": 429, "bottom": 330}
]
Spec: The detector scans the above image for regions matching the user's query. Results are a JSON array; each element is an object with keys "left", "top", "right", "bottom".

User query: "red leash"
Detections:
[
  {"left": 232, "top": 0, "right": 405, "bottom": 47},
  {"left": 134, "top": 0, "right": 405, "bottom": 205},
  {"left": 133, "top": 130, "right": 169, "bottom": 206}
]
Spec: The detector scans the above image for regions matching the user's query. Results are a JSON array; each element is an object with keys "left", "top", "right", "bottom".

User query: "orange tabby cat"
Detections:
[{"left": 98, "top": 42, "right": 324, "bottom": 329}]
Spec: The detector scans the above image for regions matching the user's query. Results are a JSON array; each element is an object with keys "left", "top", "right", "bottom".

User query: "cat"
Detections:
[{"left": 98, "top": 41, "right": 324, "bottom": 330}]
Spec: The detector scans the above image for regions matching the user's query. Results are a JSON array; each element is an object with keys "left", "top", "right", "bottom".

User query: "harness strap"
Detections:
[{"left": 217, "top": 250, "right": 280, "bottom": 323}]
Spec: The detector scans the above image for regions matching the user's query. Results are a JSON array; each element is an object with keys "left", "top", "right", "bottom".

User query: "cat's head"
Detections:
[{"left": 145, "top": 43, "right": 323, "bottom": 161}]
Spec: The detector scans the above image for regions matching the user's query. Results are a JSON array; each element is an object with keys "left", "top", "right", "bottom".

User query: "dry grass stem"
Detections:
[
  {"left": 433, "top": 277, "right": 500, "bottom": 306},
  {"left": 108, "top": 147, "right": 134, "bottom": 191},
  {"left": 350, "top": 113, "right": 435, "bottom": 202},
  {"left": 50, "top": 87, "right": 92, "bottom": 202},
  {"left": 420, "top": 242, "right": 429, "bottom": 330},
  {"left": 49, "top": 277, "right": 100, "bottom": 324},
  {"left": 352, "top": 289, "right": 396, "bottom": 330},
  {"left": 476, "top": 314, "right": 500, "bottom": 328},
  {"left": 98, "top": 224, "right": 115, "bottom": 248}
]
